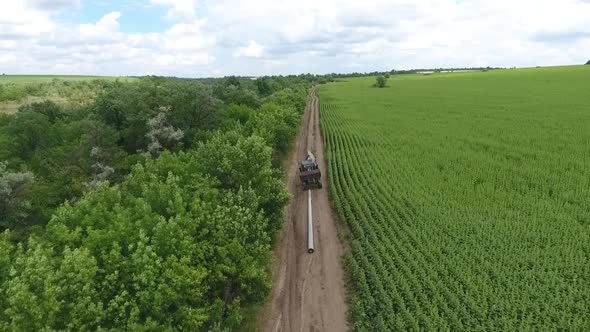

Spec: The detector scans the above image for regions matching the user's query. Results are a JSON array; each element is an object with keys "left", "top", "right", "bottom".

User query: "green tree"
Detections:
[
  {"left": 195, "top": 131, "right": 289, "bottom": 232},
  {"left": 5, "top": 108, "right": 54, "bottom": 161},
  {"left": 225, "top": 104, "right": 254, "bottom": 126},
  {"left": 38, "top": 140, "right": 288, "bottom": 329},
  {"left": 24, "top": 100, "right": 64, "bottom": 124},
  {"left": 165, "top": 82, "right": 223, "bottom": 146},
  {"left": 94, "top": 79, "right": 223, "bottom": 152},
  {"left": 248, "top": 103, "right": 298, "bottom": 156},
  {"left": 0, "top": 75, "right": 309, "bottom": 330},
  {"left": 214, "top": 84, "right": 261, "bottom": 109},
  {"left": 2, "top": 238, "right": 104, "bottom": 331},
  {"left": 0, "top": 231, "right": 14, "bottom": 330},
  {"left": 255, "top": 77, "right": 273, "bottom": 96},
  {"left": 375, "top": 75, "right": 387, "bottom": 88},
  {"left": 4, "top": 240, "right": 60, "bottom": 331}
]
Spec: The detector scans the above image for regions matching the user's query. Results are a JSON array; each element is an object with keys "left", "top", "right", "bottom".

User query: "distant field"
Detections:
[
  {"left": 319, "top": 66, "right": 590, "bottom": 330},
  {"left": 0, "top": 75, "right": 138, "bottom": 114},
  {"left": 0, "top": 75, "right": 136, "bottom": 85}
]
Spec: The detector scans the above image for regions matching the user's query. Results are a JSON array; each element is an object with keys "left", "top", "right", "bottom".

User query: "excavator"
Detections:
[{"left": 299, "top": 151, "right": 322, "bottom": 190}]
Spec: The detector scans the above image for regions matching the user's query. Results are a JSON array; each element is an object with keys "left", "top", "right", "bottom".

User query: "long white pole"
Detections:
[{"left": 307, "top": 190, "right": 315, "bottom": 253}]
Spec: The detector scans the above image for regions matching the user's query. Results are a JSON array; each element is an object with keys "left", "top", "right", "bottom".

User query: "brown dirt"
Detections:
[{"left": 258, "top": 88, "right": 349, "bottom": 332}]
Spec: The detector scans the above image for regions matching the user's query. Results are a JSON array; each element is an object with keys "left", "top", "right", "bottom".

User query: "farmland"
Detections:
[{"left": 319, "top": 66, "right": 590, "bottom": 330}]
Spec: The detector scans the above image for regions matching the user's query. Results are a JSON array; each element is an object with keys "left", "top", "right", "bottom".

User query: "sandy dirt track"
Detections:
[{"left": 259, "top": 89, "right": 349, "bottom": 332}]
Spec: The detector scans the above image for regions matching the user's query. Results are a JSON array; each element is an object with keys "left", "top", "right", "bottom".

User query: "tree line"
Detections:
[
  {"left": 319, "top": 66, "right": 504, "bottom": 81},
  {"left": 0, "top": 74, "right": 312, "bottom": 330}
]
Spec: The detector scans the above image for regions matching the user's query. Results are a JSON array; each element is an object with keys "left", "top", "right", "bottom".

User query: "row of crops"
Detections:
[{"left": 318, "top": 68, "right": 590, "bottom": 331}]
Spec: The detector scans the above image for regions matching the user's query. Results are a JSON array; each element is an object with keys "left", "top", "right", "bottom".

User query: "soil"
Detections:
[{"left": 258, "top": 89, "right": 349, "bottom": 332}]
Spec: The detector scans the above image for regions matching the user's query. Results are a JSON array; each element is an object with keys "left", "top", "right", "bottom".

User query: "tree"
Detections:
[
  {"left": 586, "top": 60, "right": 590, "bottom": 65},
  {"left": 5, "top": 108, "right": 54, "bottom": 160},
  {"left": 23, "top": 101, "right": 64, "bottom": 124},
  {"left": 375, "top": 75, "right": 387, "bottom": 88},
  {"left": 145, "top": 106, "right": 184, "bottom": 158},
  {"left": 86, "top": 147, "right": 115, "bottom": 189},
  {"left": 0, "top": 162, "right": 34, "bottom": 230},
  {"left": 167, "top": 84, "right": 224, "bottom": 146},
  {"left": 37, "top": 142, "right": 287, "bottom": 330},
  {"left": 194, "top": 131, "right": 289, "bottom": 232},
  {"left": 224, "top": 76, "right": 241, "bottom": 88},
  {"left": 214, "top": 84, "right": 261, "bottom": 109},
  {"left": 92, "top": 81, "right": 159, "bottom": 152},
  {"left": 255, "top": 77, "right": 273, "bottom": 96},
  {"left": 0, "top": 75, "right": 310, "bottom": 330},
  {"left": 225, "top": 104, "right": 254, "bottom": 126},
  {"left": 247, "top": 103, "right": 298, "bottom": 156}
]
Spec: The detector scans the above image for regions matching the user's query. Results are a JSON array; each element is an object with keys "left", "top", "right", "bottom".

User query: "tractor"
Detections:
[{"left": 299, "top": 151, "right": 322, "bottom": 190}]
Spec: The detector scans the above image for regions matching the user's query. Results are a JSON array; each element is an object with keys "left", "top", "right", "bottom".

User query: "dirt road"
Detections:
[{"left": 259, "top": 89, "right": 349, "bottom": 332}]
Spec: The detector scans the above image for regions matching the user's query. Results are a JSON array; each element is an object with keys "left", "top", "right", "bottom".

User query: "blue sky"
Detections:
[
  {"left": 1, "top": 0, "right": 589, "bottom": 77},
  {"left": 57, "top": 1, "right": 170, "bottom": 33}
]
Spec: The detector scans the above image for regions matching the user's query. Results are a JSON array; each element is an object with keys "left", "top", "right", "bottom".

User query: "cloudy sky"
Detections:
[{"left": 1, "top": 0, "right": 589, "bottom": 77}]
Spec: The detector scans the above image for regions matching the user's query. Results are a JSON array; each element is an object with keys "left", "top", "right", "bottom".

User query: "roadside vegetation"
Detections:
[
  {"left": 0, "top": 74, "right": 312, "bottom": 330},
  {"left": 319, "top": 65, "right": 590, "bottom": 330}
]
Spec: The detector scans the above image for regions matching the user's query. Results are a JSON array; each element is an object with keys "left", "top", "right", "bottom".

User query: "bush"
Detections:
[{"left": 374, "top": 75, "right": 387, "bottom": 88}]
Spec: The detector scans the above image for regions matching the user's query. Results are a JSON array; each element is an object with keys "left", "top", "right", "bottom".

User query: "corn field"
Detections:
[{"left": 319, "top": 67, "right": 590, "bottom": 331}]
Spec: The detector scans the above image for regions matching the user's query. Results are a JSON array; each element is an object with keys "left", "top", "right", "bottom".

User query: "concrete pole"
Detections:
[{"left": 307, "top": 189, "right": 315, "bottom": 254}]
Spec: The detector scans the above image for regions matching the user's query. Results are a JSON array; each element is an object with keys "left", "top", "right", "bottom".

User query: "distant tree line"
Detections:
[
  {"left": 0, "top": 74, "right": 314, "bottom": 330},
  {"left": 314, "top": 66, "right": 504, "bottom": 81}
]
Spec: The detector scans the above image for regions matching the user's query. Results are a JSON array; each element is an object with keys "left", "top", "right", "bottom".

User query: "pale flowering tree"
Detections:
[
  {"left": 87, "top": 147, "right": 115, "bottom": 189},
  {"left": 145, "top": 106, "right": 184, "bottom": 158},
  {"left": 0, "top": 162, "right": 34, "bottom": 230}
]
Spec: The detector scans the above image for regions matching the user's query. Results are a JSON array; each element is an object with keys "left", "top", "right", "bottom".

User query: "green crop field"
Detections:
[
  {"left": 319, "top": 66, "right": 590, "bottom": 331},
  {"left": 0, "top": 75, "right": 134, "bottom": 85}
]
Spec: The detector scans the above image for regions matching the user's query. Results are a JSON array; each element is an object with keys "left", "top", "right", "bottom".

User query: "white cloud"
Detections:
[
  {"left": 0, "top": 2, "right": 55, "bottom": 38},
  {"left": 79, "top": 11, "right": 121, "bottom": 36},
  {"left": 0, "top": 10, "right": 215, "bottom": 76},
  {"left": 1, "top": 0, "right": 590, "bottom": 76},
  {"left": 234, "top": 40, "right": 264, "bottom": 58},
  {"left": 203, "top": 0, "right": 590, "bottom": 74},
  {"left": 26, "top": 0, "right": 81, "bottom": 11},
  {"left": 150, "top": 0, "right": 198, "bottom": 20}
]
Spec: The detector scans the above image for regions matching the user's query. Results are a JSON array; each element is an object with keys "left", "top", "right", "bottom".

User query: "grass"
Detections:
[
  {"left": 319, "top": 65, "right": 590, "bottom": 330},
  {"left": 0, "top": 75, "right": 135, "bottom": 85},
  {"left": 0, "top": 96, "right": 67, "bottom": 114},
  {"left": 0, "top": 75, "right": 138, "bottom": 114}
]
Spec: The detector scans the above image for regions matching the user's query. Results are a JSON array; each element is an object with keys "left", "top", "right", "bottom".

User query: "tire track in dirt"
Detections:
[{"left": 258, "top": 88, "right": 349, "bottom": 332}]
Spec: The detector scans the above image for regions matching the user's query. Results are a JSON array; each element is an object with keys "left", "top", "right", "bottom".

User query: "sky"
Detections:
[{"left": 1, "top": 0, "right": 589, "bottom": 77}]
